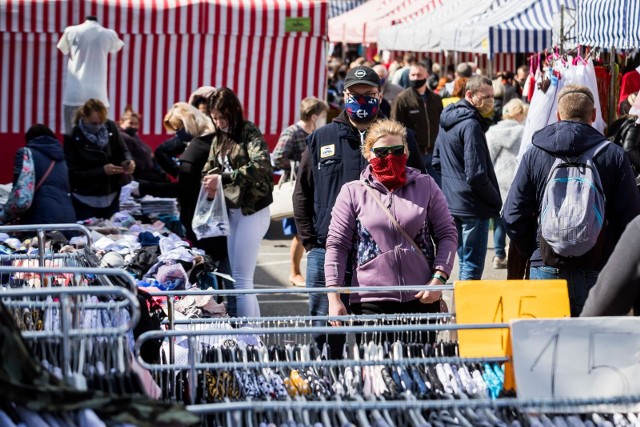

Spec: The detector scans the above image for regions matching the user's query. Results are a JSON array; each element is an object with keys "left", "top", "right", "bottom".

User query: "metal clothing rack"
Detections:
[{"left": 1, "top": 266, "right": 140, "bottom": 385}]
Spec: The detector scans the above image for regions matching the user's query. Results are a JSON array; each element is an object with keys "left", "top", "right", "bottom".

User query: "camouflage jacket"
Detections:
[{"left": 203, "top": 121, "right": 273, "bottom": 215}]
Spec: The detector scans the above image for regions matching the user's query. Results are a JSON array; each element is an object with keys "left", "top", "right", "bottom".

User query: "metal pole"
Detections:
[
  {"left": 60, "top": 294, "right": 72, "bottom": 385},
  {"left": 37, "top": 228, "right": 46, "bottom": 286},
  {"left": 609, "top": 47, "right": 617, "bottom": 126},
  {"left": 167, "top": 297, "right": 176, "bottom": 400},
  {"left": 560, "top": 5, "right": 565, "bottom": 55}
]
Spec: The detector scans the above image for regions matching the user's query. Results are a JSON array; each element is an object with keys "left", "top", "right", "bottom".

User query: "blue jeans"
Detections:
[
  {"left": 423, "top": 153, "right": 441, "bottom": 188},
  {"left": 454, "top": 217, "right": 490, "bottom": 280},
  {"left": 529, "top": 266, "right": 599, "bottom": 317},
  {"left": 306, "top": 247, "right": 348, "bottom": 359},
  {"left": 492, "top": 217, "right": 507, "bottom": 259}
]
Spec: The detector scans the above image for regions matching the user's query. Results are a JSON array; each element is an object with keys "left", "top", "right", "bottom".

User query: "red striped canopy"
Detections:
[{"left": 0, "top": 0, "right": 328, "bottom": 182}]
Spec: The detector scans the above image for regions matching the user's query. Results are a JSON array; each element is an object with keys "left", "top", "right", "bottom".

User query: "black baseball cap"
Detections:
[{"left": 344, "top": 66, "right": 380, "bottom": 89}]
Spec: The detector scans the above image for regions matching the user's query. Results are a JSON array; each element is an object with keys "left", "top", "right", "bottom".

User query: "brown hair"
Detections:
[
  {"left": 451, "top": 78, "right": 468, "bottom": 98},
  {"left": 207, "top": 87, "right": 245, "bottom": 136},
  {"left": 73, "top": 98, "right": 107, "bottom": 125},
  {"left": 557, "top": 84, "right": 595, "bottom": 123},
  {"left": 299, "top": 97, "right": 329, "bottom": 121},
  {"left": 362, "top": 119, "right": 407, "bottom": 158},
  {"left": 119, "top": 105, "right": 141, "bottom": 124}
]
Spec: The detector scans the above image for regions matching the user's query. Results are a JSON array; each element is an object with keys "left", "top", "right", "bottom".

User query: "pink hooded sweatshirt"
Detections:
[{"left": 325, "top": 166, "right": 457, "bottom": 304}]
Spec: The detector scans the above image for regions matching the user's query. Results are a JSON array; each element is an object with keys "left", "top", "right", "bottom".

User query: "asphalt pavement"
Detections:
[{"left": 255, "top": 220, "right": 508, "bottom": 317}]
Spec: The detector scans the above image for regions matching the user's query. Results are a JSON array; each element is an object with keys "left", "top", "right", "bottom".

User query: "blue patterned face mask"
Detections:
[{"left": 345, "top": 93, "right": 379, "bottom": 122}]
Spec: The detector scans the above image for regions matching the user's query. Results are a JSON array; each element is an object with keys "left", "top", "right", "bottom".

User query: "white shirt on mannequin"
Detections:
[{"left": 57, "top": 20, "right": 124, "bottom": 107}]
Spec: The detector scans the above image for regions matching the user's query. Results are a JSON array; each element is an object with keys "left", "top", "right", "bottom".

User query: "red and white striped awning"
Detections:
[{"left": 0, "top": 0, "right": 328, "bottom": 181}]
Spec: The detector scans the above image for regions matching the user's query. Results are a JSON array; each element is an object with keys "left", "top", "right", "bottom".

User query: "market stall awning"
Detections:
[
  {"left": 328, "top": 0, "right": 442, "bottom": 44},
  {"left": 489, "top": 0, "right": 575, "bottom": 56},
  {"left": 0, "top": 0, "right": 328, "bottom": 139},
  {"left": 377, "top": 0, "right": 495, "bottom": 53},
  {"left": 330, "top": 0, "right": 369, "bottom": 19},
  {"left": 576, "top": 0, "right": 640, "bottom": 49},
  {"left": 439, "top": 0, "right": 532, "bottom": 54}
]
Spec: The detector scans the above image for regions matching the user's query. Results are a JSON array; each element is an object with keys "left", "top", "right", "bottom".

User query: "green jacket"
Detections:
[{"left": 203, "top": 121, "right": 273, "bottom": 215}]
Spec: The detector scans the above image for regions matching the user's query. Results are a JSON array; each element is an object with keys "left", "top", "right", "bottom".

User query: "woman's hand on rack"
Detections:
[
  {"left": 202, "top": 174, "right": 220, "bottom": 198},
  {"left": 415, "top": 281, "right": 443, "bottom": 304},
  {"left": 104, "top": 163, "right": 125, "bottom": 175},
  {"left": 328, "top": 293, "right": 348, "bottom": 326}
]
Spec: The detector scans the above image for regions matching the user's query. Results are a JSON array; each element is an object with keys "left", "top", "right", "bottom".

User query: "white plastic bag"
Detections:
[{"left": 192, "top": 179, "right": 230, "bottom": 240}]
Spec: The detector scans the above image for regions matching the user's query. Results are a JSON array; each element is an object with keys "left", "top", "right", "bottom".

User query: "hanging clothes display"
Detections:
[{"left": 518, "top": 58, "right": 607, "bottom": 161}]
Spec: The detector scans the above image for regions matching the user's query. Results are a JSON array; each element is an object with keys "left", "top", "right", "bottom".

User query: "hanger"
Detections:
[{"left": 354, "top": 395, "right": 372, "bottom": 427}]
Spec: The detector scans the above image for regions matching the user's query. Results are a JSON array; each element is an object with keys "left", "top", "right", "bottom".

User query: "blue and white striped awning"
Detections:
[
  {"left": 330, "top": 0, "right": 369, "bottom": 19},
  {"left": 577, "top": 0, "right": 640, "bottom": 48},
  {"left": 489, "top": 0, "right": 576, "bottom": 56}
]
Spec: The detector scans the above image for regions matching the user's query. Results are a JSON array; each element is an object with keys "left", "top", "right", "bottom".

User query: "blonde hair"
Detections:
[
  {"left": 73, "top": 98, "right": 107, "bottom": 125},
  {"left": 557, "top": 84, "right": 595, "bottom": 123},
  {"left": 362, "top": 119, "right": 407, "bottom": 157},
  {"left": 300, "top": 97, "right": 329, "bottom": 121},
  {"left": 163, "top": 102, "right": 215, "bottom": 136},
  {"left": 502, "top": 98, "right": 526, "bottom": 120},
  {"left": 119, "top": 105, "right": 141, "bottom": 123}
]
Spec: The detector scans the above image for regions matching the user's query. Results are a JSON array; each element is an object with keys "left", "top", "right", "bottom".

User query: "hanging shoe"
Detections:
[{"left": 492, "top": 256, "right": 507, "bottom": 269}]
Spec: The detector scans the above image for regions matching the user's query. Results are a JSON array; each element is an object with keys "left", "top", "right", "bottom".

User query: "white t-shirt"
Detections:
[{"left": 57, "top": 20, "right": 124, "bottom": 107}]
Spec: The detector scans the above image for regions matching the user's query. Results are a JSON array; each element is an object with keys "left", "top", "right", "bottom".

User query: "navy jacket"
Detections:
[
  {"left": 432, "top": 100, "right": 502, "bottom": 218},
  {"left": 14, "top": 136, "right": 76, "bottom": 225},
  {"left": 293, "top": 110, "right": 426, "bottom": 251},
  {"left": 502, "top": 120, "right": 640, "bottom": 269}
]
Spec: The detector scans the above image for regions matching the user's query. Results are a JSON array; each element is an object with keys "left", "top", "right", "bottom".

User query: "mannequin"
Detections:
[{"left": 57, "top": 18, "right": 124, "bottom": 133}]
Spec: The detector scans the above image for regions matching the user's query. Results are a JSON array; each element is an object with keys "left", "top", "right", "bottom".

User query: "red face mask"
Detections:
[{"left": 369, "top": 154, "right": 408, "bottom": 190}]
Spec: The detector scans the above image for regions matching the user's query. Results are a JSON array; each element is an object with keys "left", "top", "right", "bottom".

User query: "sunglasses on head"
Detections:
[{"left": 371, "top": 145, "right": 405, "bottom": 158}]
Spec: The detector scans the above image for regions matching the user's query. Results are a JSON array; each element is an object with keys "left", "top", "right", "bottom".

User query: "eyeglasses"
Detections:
[{"left": 371, "top": 145, "right": 405, "bottom": 158}]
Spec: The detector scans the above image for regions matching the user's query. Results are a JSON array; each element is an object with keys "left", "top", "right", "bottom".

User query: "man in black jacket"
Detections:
[
  {"left": 503, "top": 85, "right": 640, "bottom": 316},
  {"left": 293, "top": 65, "right": 425, "bottom": 357},
  {"left": 391, "top": 61, "right": 443, "bottom": 186}
]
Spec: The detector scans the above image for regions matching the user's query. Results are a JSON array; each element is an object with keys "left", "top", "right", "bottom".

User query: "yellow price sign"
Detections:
[{"left": 454, "top": 280, "right": 570, "bottom": 358}]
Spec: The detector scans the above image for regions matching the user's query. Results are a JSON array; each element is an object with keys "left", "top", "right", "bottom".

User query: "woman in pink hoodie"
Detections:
[{"left": 325, "top": 119, "right": 458, "bottom": 323}]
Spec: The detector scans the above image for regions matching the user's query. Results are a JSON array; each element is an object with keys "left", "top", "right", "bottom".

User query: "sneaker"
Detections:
[{"left": 493, "top": 256, "right": 507, "bottom": 269}]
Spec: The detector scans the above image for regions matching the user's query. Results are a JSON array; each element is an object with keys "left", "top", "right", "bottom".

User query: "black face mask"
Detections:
[
  {"left": 124, "top": 127, "right": 138, "bottom": 136},
  {"left": 409, "top": 78, "right": 427, "bottom": 90}
]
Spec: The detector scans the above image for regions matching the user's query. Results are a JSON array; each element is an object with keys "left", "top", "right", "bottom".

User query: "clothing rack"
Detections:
[{"left": 0, "top": 266, "right": 140, "bottom": 386}]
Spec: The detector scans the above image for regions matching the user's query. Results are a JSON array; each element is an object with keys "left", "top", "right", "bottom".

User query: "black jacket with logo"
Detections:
[{"left": 293, "top": 110, "right": 426, "bottom": 251}]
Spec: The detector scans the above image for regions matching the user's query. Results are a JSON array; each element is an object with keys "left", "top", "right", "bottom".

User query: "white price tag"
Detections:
[{"left": 512, "top": 317, "right": 640, "bottom": 409}]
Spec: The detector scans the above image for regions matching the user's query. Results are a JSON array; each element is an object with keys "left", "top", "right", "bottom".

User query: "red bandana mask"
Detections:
[{"left": 369, "top": 154, "right": 408, "bottom": 190}]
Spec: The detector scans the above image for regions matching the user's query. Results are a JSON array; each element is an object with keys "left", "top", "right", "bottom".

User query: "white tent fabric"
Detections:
[
  {"left": 576, "top": 0, "right": 640, "bottom": 49},
  {"left": 328, "top": 0, "right": 441, "bottom": 44},
  {"left": 378, "top": 0, "right": 495, "bottom": 52},
  {"left": 489, "top": 0, "right": 575, "bottom": 57}
]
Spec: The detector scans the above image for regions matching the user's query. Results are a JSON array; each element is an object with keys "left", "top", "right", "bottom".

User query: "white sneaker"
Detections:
[{"left": 493, "top": 256, "right": 507, "bottom": 269}]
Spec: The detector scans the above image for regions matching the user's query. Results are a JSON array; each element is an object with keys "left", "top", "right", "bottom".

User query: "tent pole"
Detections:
[{"left": 609, "top": 47, "right": 616, "bottom": 126}]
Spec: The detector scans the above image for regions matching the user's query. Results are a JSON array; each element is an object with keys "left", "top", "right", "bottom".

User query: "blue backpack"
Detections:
[{"left": 539, "top": 141, "right": 610, "bottom": 262}]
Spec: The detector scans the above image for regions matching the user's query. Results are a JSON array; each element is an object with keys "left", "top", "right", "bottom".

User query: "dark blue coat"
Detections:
[
  {"left": 293, "top": 110, "right": 426, "bottom": 251},
  {"left": 14, "top": 136, "right": 76, "bottom": 225},
  {"left": 432, "top": 100, "right": 502, "bottom": 219},
  {"left": 502, "top": 120, "right": 640, "bottom": 269}
]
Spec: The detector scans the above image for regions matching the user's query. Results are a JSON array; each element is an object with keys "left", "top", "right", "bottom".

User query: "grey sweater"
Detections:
[{"left": 581, "top": 215, "right": 640, "bottom": 316}]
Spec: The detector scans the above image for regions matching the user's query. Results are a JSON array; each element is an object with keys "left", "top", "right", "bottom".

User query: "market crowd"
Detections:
[{"left": 5, "top": 51, "right": 640, "bottom": 325}]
